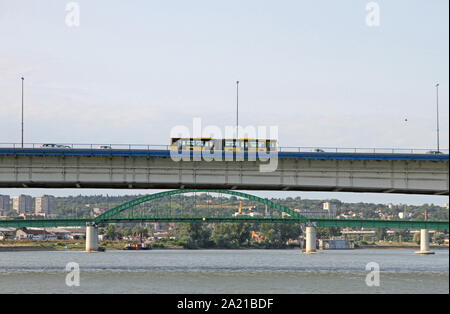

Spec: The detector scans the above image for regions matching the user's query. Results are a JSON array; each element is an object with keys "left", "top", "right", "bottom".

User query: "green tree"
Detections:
[
  {"left": 316, "top": 227, "right": 341, "bottom": 238},
  {"left": 212, "top": 223, "right": 235, "bottom": 248},
  {"left": 230, "top": 223, "right": 252, "bottom": 247},
  {"left": 375, "top": 228, "right": 387, "bottom": 241},
  {"left": 393, "top": 229, "right": 411, "bottom": 242},
  {"left": 434, "top": 232, "right": 445, "bottom": 245},
  {"left": 105, "top": 225, "right": 120, "bottom": 240},
  {"left": 260, "top": 223, "right": 301, "bottom": 248},
  {"left": 178, "top": 223, "right": 212, "bottom": 248}
]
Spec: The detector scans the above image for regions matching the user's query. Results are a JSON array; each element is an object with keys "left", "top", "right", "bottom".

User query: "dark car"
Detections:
[{"left": 41, "top": 144, "right": 71, "bottom": 149}]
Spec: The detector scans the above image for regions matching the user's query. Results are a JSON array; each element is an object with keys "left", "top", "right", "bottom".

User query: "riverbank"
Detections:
[
  {"left": 0, "top": 246, "right": 57, "bottom": 252},
  {"left": 1, "top": 240, "right": 448, "bottom": 251},
  {"left": 356, "top": 241, "right": 448, "bottom": 250},
  {"left": 0, "top": 240, "right": 183, "bottom": 251}
]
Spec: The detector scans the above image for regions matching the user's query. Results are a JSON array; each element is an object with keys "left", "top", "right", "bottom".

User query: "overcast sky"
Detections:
[{"left": 0, "top": 1, "right": 448, "bottom": 205}]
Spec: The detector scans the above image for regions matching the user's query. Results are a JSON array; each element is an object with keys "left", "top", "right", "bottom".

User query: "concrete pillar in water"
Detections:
[
  {"left": 415, "top": 229, "right": 435, "bottom": 255},
  {"left": 305, "top": 226, "right": 317, "bottom": 254},
  {"left": 85, "top": 223, "right": 99, "bottom": 252}
]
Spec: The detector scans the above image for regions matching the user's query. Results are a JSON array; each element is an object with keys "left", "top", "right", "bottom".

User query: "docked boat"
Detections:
[{"left": 124, "top": 243, "right": 152, "bottom": 250}]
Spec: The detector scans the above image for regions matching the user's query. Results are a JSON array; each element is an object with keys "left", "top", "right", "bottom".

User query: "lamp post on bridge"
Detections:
[
  {"left": 21, "top": 77, "right": 24, "bottom": 148},
  {"left": 236, "top": 80, "right": 239, "bottom": 138},
  {"left": 435, "top": 82, "right": 440, "bottom": 152}
]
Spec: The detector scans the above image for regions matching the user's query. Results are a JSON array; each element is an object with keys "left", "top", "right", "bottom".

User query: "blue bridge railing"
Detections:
[{"left": 0, "top": 143, "right": 448, "bottom": 155}]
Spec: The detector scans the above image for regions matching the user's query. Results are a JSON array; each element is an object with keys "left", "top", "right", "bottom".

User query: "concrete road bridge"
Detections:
[{"left": 0, "top": 144, "right": 448, "bottom": 195}]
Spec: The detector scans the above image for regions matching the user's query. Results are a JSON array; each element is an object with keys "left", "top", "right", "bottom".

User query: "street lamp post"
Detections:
[
  {"left": 236, "top": 81, "right": 239, "bottom": 138},
  {"left": 21, "top": 77, "right": 24, "bottom": 148},
  {"left": 436, "top": 82, "right": 440, "bottom": 152}
]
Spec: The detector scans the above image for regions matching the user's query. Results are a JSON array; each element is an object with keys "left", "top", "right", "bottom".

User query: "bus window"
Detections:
[
  {"left": 194, "top": 140, "right": 203, "bottom": 147},
  {"left": 258, "top": 141, "right": 267, "bottom": 148},
  {"left": 225, "top": 140, "right": 234, "bottom": 147}
]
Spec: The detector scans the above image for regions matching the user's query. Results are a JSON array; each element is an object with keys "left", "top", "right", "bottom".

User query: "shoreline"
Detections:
[
  {"left": 0, "top": 246, "right": 57, "bottom": 252},
  {"left": 1, "top": 244, "right": 448, "bottom": 252},
  {"left": 1, "top": 239, "right": 448, "bottom": 252}
]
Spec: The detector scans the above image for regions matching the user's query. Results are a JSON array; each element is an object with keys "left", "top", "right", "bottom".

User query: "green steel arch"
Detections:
[{"left": 94, "top": 189, "right": 308, "bottom": 223}]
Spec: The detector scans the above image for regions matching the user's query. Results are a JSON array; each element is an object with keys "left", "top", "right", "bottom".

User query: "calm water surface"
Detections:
[{"left": 0, "top": 249, "right": 448, "bottom": 294}]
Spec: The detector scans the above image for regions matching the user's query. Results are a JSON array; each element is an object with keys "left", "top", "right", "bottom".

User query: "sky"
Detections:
[{"left": 0, "top": 0, "right": 448, "bottom": 205}]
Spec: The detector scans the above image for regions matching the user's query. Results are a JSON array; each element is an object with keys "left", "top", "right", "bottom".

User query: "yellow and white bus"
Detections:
[{"left": 170, "top": 137, "right": 277, "bottom": 152}]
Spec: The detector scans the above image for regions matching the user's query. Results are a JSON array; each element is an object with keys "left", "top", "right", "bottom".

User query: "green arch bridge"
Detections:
[{"left": 0, "top": 189, "right": 448, "bottom": 230}]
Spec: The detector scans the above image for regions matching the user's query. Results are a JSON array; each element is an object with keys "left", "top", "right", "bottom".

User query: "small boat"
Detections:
[{"left": 124, "top": 243, "right": 152, "bottom": 250}]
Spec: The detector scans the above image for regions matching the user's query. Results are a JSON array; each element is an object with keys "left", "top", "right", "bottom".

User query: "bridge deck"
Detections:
[{"left": 0, "top": 148, "right": 448, "bottom": 161}]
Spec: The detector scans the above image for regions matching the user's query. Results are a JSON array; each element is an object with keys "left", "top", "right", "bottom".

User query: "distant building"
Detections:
[
  {"left": 323, "top": 202, "right": 337, "bottom": 217},
  {"left": 151, "top": 223, "right": 163, "bottom": 232},
  {"left": 16, "top": 228, "right": 56, "bottom": 241},
  {"left": 444, "top": 203, "right": 449, "bottom": 210},
  {"left": 13, "top": 195, "right": 33, "bottom": 214},
  {"left": 318, "top": 238, "right": 355, "bottom": 250},
  {"left": 295, "top": 208, "right": 333, "bottom": 218},
  {"left": 388, "top": 203, "right": 394, "bottom": 209},
  {"left": 19, "top": 213, "right": 46, "bottom": 219},
  {"left": 0, "top": 195, "right": 10, "bottom": 215},
  {"left": 0, "top": 227, "right": 16, "bottom": 240},
  {"left": 35, "top": 195, "right": 55, "bottom": 214},
  {"left": 90, "top": 207, "right": 107, "bottom": 217},
  {"left": 398, "top": 212, "right": 412, "bottom": 219}
]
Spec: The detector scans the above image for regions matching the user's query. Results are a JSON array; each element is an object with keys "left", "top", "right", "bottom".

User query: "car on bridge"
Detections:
[
  {"left": 41, "top": 144, "right": 71, "bottom": 149},
  {"left": 426, "top": 150, "right": 443, "bottom": 155},
  {"left": 98, "top": 145, "right": 112, "bottom": 149},
  {"left": 313, "top": 148, "right": 325, "bottom": 153}
]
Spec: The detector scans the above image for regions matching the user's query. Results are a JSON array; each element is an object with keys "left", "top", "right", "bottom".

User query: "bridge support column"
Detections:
[
  {"left": 85, "top": 223, "right": 99, "bottom": 252},
  {"left": 415, "top": 229, "right": 435, "bottom": 255},
  {"left": 304, "top": 226, "right": 317, "bottom": 254}
]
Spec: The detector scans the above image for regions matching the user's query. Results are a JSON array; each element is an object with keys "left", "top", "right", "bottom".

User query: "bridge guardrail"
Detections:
[{"left": 0, "top": 143, "right": 448, "bottom": 155}]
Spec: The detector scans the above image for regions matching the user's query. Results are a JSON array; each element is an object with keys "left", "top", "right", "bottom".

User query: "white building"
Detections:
[
  {"left": 13, "top": 195, "right": 33, "bottom": 214},
  {"left": 398, "top": 212, "right": 412, "bottom": 219},
  {"left": 323, "top": 202, "right": 337, "bottom": 217},
  {"left": 16, "top": 228, "right": 55, "bottom": 241},
  {"left": 35, "top": 195, "right": 55, "bottom": 214}
]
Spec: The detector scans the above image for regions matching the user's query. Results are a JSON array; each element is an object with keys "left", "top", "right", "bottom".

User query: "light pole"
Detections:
[
  {"left": 435, "top": 82, "right": 440, "bottom": 152},
  {"left": 236, "top": 81, "right": 239, "bottom": 138},
  {"left": 21, "top": 77, "right": 24, "bottom": 148}
]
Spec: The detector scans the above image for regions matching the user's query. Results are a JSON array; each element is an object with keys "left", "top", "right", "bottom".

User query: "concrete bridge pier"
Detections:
[
  {"left": 415, "top": 229, "right": 435, "bottom": 255},
  {"left": 304, "top": 226, "right": 317, "bottom": 254},
  {"left": 85, "top": 222, "right": 99, "bottom": 252}
]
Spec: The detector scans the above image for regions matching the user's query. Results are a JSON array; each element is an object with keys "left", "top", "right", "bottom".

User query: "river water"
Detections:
[{"left": 0, "top": 249, "right": 448, "bottom": 294}]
